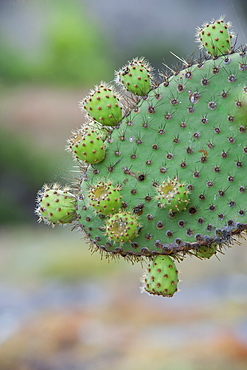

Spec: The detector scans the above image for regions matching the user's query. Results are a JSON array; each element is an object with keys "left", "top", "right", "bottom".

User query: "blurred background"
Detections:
[{"left": 1, "top": 0, "right": 247, "bottom": 369}]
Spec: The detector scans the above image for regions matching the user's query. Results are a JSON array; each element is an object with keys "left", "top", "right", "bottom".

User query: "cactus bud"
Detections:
[
  {"left": 36, "top": 184, "right": 77, "bottom": 225},
  {"left": 142, "top": 255, "right": 179, "bottom": 297},
  {"left": 195, "top": 244, "right": 217, "bottom": 259},
  {"left": 115, "top": 57, "right": 153, "bottom": 96},
  {"left": 105, "top": 211, "right": 139, "bottom": 243},
  {"left": 68, "top": 126, "right": 106, "bottom": 164},
  {"left": 156, "top": 178, "right": 190, "bottom": 212},
  {"left": 196, "top": 17, "right": 233, "bottom": 57},
  {"left": 88, "top": 181, "right": 122, "bottom": 215},
  {"left": 81, "top": 83, "right": 122, "bottom": 126}
]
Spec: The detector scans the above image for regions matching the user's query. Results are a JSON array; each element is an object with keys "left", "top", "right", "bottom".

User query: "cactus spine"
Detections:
[{"left": 36, "top": 17, "right": 247, "bottom": 297}]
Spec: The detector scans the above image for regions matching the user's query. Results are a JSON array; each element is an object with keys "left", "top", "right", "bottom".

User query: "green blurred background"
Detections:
[{"left": 0, "top": 0, "right": 247, "bottom": 369}]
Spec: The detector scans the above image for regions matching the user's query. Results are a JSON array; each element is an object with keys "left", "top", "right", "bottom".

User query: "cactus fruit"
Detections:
[
  {"left": 105, "top": 211, "right": 140, "bottom": 243},
  {"left": 196, "top": 17, "right": 234, "bottom": 56},
  {"left": 156, "top": 178, "right": 190, "bottom": 212},
  {"left": 36, "top": 17, "right": 247, "bottom": 297},
  {"left": 115, "top": 57, "right": 153, "bottom": 96},
  {"left": 194, "top": 244, "right": 217, "bottom": 259},
  {"left": 142, "top": 255, "right": 179, "bottom": 297},
  {"left": 36, "top": 184, "right": 77, "bottom": 225},
  {"left": 68, "top": 126, "right": 106, "bottom": 164},
  {"left": 81, "top": 83, "right": 122, "bottom": 126},
  {"left": 88, "top": 181, "right": 122, "bottom": 215}
]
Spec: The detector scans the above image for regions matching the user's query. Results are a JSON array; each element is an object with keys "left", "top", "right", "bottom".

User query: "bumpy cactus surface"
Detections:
[{"left": 36, "top": 17, "right": 247, "bottom": 297}]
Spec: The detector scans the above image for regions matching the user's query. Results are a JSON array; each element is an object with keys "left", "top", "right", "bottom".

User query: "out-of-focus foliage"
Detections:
[
  {"left": 0, "top": 126, "right": 59, "bottom": 223},
  {"left": 0, "top": 0, "right": 114, "bottom": 86}
]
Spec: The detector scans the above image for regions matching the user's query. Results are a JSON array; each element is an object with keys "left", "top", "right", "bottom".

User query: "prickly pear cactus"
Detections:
[{"left": 36, "top": 17, "right": 247, "bottom": 297}]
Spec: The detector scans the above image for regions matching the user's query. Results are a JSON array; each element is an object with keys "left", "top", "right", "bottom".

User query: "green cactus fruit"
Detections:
[
  {"left": 36, "top": 184, "right": 77, "bottom": 225},
  {"left": 68, "top": 127, "right": 106, "bottom": 164},
  {"left": 142, "top": 255, "right": 179, "bottom": 297},
  {"left": 196, "top": 17, "right": 233, "bottom": 56},
  {"left": 115, "top": 57, "right": 153, "bottom": 96},
  {"left": 81, "top": 83, "right": 122, "bottom": 126},
  {"left": 88, "top": 181, "right": 122, "bottom": 215},
  {"left": 156, "top": 178, "right": 190, "bottom": 212},
  {"left": 194, "top": 244, "right": 217, "bottom": 259},
  {"left": 105, "top": 211, "right": 139, "bottom": 243}
]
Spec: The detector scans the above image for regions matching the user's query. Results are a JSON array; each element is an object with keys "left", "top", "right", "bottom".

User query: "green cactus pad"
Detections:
[
  {"left": 142, "top": 255, "right": 179, "bottom": 297},
  {"left": 196, "top": 17, "right": 233, "bottom": 56},
  {"left": 81, "top": 83, "right": 122, "bottom": 126},
  {"left": 68, "top": 127, "right": 106, "bottom": 164},
  {"left": 77, "top": 49, "right": 247, "bottom": 258},
  {"left": 156, "top": 178, "right": 190, "bottom": 212},
  {"left": 115, "top": 57, "right": 153, "bottom": 96},
  {"left": 36, "top": 17, "right": 247, "bottom": 299},
  {"left": 88, "top": 181, "right": 122, "bottom": 215},
  {"left": 36, "top": 184, "right": 77, "bottom": 225},
  {"left": 105, "top": 211, "right": 140, "bottom": 243}
]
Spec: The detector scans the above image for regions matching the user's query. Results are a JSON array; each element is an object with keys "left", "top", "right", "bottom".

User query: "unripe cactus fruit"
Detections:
[
  {"left": 196, "top": 17, "right": 233, "bottom": 56},
  {"left": 142, "top": 255, "right": 179, "bottom": 297},
  {"left": 195, "top": 244, "right": 217, "bottom": 259},
  {"left": 88, "top": 181, "right": 122, "bottom": 215},
  {"left": 36, "top": 184, "right": 77, "bottom": 225},
  {"left": 156, "top": 178, "right": 190, "bottom": 212},
  {"left": 105, "top": 211, "right": 139, "bottom": 243},
  {"left": 115, "top": 57, "right": 153, "bottom": 96},
  {"left": 81, "top": 83, "right": 122, "bottom": 126},
  {"left": 68, "top": 127, "right": 106, "bottom": 164}
]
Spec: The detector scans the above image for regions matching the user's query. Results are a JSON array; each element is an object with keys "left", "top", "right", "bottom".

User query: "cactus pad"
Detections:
[
  {"left": 36, "top": 17, "right": 247, "bottom": 297},
  {"left": 77, "top": 50, "right": 247, "bottom": 258}
]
